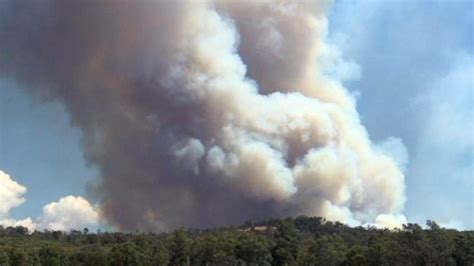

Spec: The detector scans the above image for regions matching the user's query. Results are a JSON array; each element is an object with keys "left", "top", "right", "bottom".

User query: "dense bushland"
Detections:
[{"left": 0, "top": 216, "right": 473, "bottom": 265}]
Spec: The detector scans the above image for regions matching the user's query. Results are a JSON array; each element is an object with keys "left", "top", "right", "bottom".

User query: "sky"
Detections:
[
  {"left": 0, "top": 0, "right": 473, "bottom": 231},
  {"left": 327, "top": 0, "right": 474, "bottom": 229}
]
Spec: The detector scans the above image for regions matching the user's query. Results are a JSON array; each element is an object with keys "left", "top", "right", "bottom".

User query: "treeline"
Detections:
[{"left": 0, "top": 216, "right": 473, "bottom": 265}]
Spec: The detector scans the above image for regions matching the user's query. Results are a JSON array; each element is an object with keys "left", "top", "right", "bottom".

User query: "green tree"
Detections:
[
  {"left": 453, "top": 234, "right": 474, "bottom": 266},
  {"left": 151, "top": 242, "right": 170, "bottom": 265},
  {"left": 236, "top": 233, "right": 273, "bottom": 266},
  {"left": 9, "top": 248, "right": 31, "bottom": 266},
  {"left": 82, "top": 246, "right": 108, "bottom": 266},
  {"left": 366, "top": 236, "right": 388, "bottom": 266},
  {"left": 0, "top": 251, "right": 10, "bottom": 266},
  {"left": 169, "top": 229, "right": 190, "bottom": 265},
  {"left": 39, "top": 246, "right": 63, "bottom": 266},
  {"left": 272, "top": 220, "right": 300, "bottom": 266},
  {"left": 298, "top": 235, "right": 347, "bottom": 266},
  {"left": 191, "top": 232, "right": 239, "bottom": 265},
  {"left": 344, "top": 245, "right": 368, "bottom": 266},
  {"left": 109, "top": 242, "right": 146, "bottom": 266},
  {"left": 422, "top": 220, "right": 455, "bottom": 265}
]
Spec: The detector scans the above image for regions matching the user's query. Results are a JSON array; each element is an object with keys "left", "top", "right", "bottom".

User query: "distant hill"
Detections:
[{"left": 0, "top": 216, "right": 473, "bottom": 265}]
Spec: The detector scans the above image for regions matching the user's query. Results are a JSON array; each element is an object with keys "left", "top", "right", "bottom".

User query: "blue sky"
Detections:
[
  {"left": 0, "top": 0, "right": 473, "bottom": 229},
  {"left": 0, "top": 81, "right": 99, "bottom": 220},
  {"left": 327, "top": 0, "right": 473, "bottom": 228}
]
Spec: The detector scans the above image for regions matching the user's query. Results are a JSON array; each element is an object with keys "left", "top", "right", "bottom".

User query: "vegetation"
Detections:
[{"left": 0, "top": 216, "right": 473, "bottom": 265}]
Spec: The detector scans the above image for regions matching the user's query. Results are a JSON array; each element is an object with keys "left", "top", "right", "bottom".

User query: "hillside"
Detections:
[{"left": 0, "top": 216, "right": 473, "bottom": 265}]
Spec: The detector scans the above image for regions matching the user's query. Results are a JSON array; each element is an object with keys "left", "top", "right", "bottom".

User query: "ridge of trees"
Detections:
[{"left": 0, "top": 216, "right": 473, "bottom": 265}]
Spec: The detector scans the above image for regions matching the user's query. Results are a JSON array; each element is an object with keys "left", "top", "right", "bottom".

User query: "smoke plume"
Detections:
[{"left": 0, "top": 0, "right": 406, "bottom": 231}]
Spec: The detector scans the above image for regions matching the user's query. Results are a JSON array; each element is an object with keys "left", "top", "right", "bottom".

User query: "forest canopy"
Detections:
[{"left": 0, "top": 216, "right": 473, "bottom": 265}]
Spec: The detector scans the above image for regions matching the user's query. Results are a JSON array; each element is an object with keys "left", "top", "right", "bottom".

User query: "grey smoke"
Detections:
[{"left": 0, "top": 0, "right": 406, "bottom": 231}]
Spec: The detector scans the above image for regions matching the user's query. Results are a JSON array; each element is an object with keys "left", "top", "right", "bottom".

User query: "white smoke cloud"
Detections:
[
  {"left": 174, "top": 138, "right": 206, "bottom": 175},
  {"left": 160, "top": 1, "right": 406, "bottom": 226},
  {"left": 0, "top": 170, "right": 36, "bottom": 232},
  {"left": 0, "top": 218, "right": 37, "bottom": 232},
  {"left": 37, "top": 196, "right": 99, "bottom": 231},
  {"left": 0, "top": 170, "right": 99, "bottom": 232},
  {"left": 0, "top": 170, "right": 27, "bottom": 218},
  {"left": 375, "top": 137, "right": 409, "bottom": 173},
  {"left": 374, "top": 214, "right": 407, "bottom": 229},
  {"left": 0, "top": 0, "right": 407, "bottom": 230}
]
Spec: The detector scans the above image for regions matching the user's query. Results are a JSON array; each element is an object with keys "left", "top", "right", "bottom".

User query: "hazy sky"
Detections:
[
  {"left": 0, "top": 0, "right": 473, "bottom": 230},
  {"left": 327, "top": 0, "right": 473, "bottom": 229}
]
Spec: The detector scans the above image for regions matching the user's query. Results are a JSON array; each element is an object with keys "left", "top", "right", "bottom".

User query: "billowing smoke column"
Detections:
[{"left": 0, "top": 0, "right": 405, "bottom": 231}]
